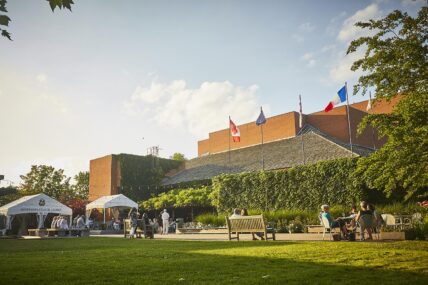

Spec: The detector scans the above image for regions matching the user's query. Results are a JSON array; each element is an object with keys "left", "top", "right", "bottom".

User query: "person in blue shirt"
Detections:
[{"left": 321, "top": 204, "right": 348, "bottom": 238}]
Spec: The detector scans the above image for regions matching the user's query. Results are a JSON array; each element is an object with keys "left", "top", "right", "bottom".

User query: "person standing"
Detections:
[
  {"left": 128, "top": 208, "right": 138, "bottom": 239},
  {"left": 161, "top": 209, "right": 170, "bottom": 235}
]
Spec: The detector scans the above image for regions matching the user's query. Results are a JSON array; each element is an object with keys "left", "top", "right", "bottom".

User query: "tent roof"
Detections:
[
  {"left": 86, "top": 194, "right": 137, "bottom": 210},
  {"left": 0, "top": 193, "right": 72, "bottom": 216}
]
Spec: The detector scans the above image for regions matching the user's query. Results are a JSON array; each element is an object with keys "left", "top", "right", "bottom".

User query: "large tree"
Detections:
[
  {"left": 349, "top": 7, "right": 428, "bottom": 200},
  {"left": 71, "top": 171, "right": 89, "bottom": 200},
  {"left": 19, "top": 165, "right": 71, "bottom": 201},
  {"left": 0, "top": 0, "right": 74, "bottom": 40}
]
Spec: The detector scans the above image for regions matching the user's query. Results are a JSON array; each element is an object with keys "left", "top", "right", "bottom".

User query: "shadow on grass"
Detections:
[{"left": 0, "top": 238, "right": 427, "bottom": 285}]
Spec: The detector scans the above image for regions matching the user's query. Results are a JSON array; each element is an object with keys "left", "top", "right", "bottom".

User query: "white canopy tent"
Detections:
[
  {"left": 0, "top": 193, "right": 72, "bottom": 230},
  {"left": 85, "top": 194, "right": 138, "bottom": 224}
]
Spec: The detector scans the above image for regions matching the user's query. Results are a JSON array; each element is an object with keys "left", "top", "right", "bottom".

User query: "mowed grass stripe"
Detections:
[{"left": 0, "top": 238, "right": 427, "bottom": 285}]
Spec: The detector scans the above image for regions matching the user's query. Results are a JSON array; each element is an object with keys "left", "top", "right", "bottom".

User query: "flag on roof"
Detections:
[
  {"left": 324, "top": 85, "right": 347, "bottom": 112},
  {"left": 229, "top": 118, "right": 240, "bottom": 142},
  {"left": 367, "top": 92, "right": 373, "bottom": 111},
  {"left": 256, "top": 107, "right": 266, "bottom": 126},
  {"left": 299, "top": 95, "right": 303, "bottom": 128}
]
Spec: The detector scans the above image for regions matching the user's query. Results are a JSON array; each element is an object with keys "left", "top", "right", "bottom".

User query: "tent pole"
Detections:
[{"left": 103, "top": 207, "right": 106, "bottom": 224}]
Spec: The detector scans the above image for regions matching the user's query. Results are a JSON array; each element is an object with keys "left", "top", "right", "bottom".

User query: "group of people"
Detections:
[
  {"left": 51, "top": 214, "right": 86, "bottom": 230},
  {"left": 72, "top": 214, "right": 86, "bottom": 229},
  {"left": 230, "top": 208, "right": 265, "bottom": 240},
  {"left": 321, "top": 201, "right": 382, "bottom": 240},
  {"left": 127, "top": 208, "right": 171, "bottom": 239},
  {"left": 50, "top": 215, "right": 70, "bottom": 230}
]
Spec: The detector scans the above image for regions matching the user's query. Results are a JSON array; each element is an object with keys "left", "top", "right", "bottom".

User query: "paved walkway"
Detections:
[{"left": 93, "top": 233, "right": 339, "bottom": 241}]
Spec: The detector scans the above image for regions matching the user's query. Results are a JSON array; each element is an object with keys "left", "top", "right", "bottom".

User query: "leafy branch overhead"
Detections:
[
  {"left": 348, "top": 7, "right": 428, "bottom": 200},
  {"left": 0, "top": 0, "right": 74, "bottom": 40}
]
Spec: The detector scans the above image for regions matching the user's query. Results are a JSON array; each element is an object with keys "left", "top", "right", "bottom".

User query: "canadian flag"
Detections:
[{"left": 229, "top": 118, "right": 240, "bottom": 142}]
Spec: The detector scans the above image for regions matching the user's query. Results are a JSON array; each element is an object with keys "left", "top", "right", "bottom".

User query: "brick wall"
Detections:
[
  {"left": 197, "top": 99, "right": 397, "bottom": 156},
  {"left": 198, "top": 112, "right": 299, "bottom": 156},
  {"left": 89, "top": 155, "right": 120, "bottom": 201}
]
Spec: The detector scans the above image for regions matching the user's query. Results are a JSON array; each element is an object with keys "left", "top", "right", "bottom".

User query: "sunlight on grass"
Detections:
[{"left": 0, "top": 239, "right": 427, "bottom": 285}]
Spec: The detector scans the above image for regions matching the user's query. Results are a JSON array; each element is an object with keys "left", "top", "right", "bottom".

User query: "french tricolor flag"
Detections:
[{"left": 324, "top": 85, "right": 347, "bottom": 112}]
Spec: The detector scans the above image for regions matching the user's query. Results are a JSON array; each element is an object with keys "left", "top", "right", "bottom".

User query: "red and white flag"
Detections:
[
  {"left": 366, "top": 92, "right": 373, "bottom": 111},
  {"left": 229, "top": 118, "right": 240, "bottom": 142}
]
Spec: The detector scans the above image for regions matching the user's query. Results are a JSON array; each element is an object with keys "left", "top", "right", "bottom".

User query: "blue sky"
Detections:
[{"left": 0, "top": 0, "right": 425, "bottom": 184}]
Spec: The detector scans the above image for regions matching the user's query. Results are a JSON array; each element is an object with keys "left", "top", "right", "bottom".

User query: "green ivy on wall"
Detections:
[
  {"left": 212, "top": 158, "right": 385, "bottom": 212},
  {"left": 116, "top": 154, "right": 182, "bottom": 201}
]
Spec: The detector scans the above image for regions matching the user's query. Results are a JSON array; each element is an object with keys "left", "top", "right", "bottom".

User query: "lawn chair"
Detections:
[
  {"left": 381, "top": 214, "right": 401, "bottom": 230},
  {"left": 412, "top": 213, "right": 423, "bottom": 224},
  {"left": 321, "top": 216, "right": 339, "bottom": 241}
]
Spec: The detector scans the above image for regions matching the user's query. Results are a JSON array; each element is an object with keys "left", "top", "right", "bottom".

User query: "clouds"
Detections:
[
  {"left": 301, "top": 52, "right": 316, "bottom": 67},
  {"left": 36, "top": 73, "right": 47, "bottom": 83},
  {"left": 125, "top": 80, "right": 267, "bottom": 139},
  {"left": 326, "top": 4, "right": 383, "bottom": 83},
  {"left": 337, "top": 4, "right": 380, "bottom": 42},
  {"left": 292, "top": 21, "right": 315, "bottom": 43}
]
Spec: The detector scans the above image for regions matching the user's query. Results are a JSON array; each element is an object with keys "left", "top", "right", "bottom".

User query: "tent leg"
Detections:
[{"left": 103, "top": 208, "right": 106, "bottom": 224}]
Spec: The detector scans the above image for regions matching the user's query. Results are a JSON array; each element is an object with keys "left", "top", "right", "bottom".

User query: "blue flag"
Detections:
[
  {"left": 256, "top": 107, "right": 266, "bottom": 126},
  {"left": 337, "top": 85, "right": 347, "bottom": 103}
]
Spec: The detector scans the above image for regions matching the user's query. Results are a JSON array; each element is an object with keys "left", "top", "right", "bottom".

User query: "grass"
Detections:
[{"left": 0, "top": 238, "right": 427, "bottom": 284}]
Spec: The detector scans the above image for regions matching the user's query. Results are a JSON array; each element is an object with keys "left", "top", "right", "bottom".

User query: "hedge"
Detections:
[{"left": 212, "top": 158, "right": 379, "bottom": 212}]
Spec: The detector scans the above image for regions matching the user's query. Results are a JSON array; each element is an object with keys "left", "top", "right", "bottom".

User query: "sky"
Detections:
[{"left": 0, "top": 0, "right": 425, "bottom": 185}]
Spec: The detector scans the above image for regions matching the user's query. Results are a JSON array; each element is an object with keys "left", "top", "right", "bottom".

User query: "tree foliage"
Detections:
[
  {"left": 19, "top": 165, "right": 72, "bottom": 201},
  {"left": 170, "top": 152, "right": 186, "bottom": 162},
  {"left": 0, "top": 186, "right": 20, "bottom": 206},
  {"left": 141, "top": 186, "right": 214, "bottom": 210},
  {"left": 348, "top": 7, "right": 428, "bottom": 200},
  {"left": 72, "top": 171, "right": 89, "bottom": 200},
  {"left": 0, "top": 0, "right": 74, "bottom": 40}
]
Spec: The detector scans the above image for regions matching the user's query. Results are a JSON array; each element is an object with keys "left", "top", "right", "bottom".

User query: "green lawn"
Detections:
[{"left": 0, "top": 238, "right": 427, "bottom": 285}]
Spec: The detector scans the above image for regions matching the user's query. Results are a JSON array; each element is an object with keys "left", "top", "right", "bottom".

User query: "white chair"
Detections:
[
  {"left": 381, "top": 214, "right": 401, "bottom": 229},
  {"left": 321, "top": 216, "right": 338, "bottom": 241}
]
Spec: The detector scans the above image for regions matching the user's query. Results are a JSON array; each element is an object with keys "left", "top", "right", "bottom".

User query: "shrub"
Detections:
[{"left": 195, "top": 213, "right": 226, "bottom": 227}]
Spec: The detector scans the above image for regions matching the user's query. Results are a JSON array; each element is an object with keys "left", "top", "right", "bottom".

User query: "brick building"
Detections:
[{"left": 89, "top": 98, "right": 398, "bottom": 200}]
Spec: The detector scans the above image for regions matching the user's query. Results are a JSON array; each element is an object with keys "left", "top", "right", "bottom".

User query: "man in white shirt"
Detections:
[
  {"left": 161, "top": 209, "right": 170, "bottom": 235},
  {"left": 76, "top": 215, "right": 85, "bottom": 229},
  {"left": 60, "top": 217, "right": 69, "bottom": 230}
]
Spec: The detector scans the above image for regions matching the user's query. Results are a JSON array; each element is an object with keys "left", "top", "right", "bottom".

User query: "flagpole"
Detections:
[
  {"left": 261, "top": 124, "right": 265, "bottom": 170},
  {"left": 228, "top": 116, "right": 231, "bottom": 171},
  {"left": 345, "top": 82, "right": 354, "bottom": 156},
  {"left": 299, "top": 94, "right": 305, "bottom": 165},
  {"left": 369, "top": 91, "right": 377, "bottom": 150}
]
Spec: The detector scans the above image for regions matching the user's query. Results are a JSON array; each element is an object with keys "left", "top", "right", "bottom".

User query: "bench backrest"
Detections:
[
  {"left": 226, "top": 215, "right": 266, "bottom": 232},
  {"left": 381, "top": 214, "right": 397, "bottom": 226}
]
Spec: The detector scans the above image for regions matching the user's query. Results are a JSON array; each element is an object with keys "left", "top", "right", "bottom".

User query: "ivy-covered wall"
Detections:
[
  {"left": 116, "top": 154, "right": 182, "bottom": 201},
  {"left": 212, "top": 158, "right": 384, "bottom": 212}
]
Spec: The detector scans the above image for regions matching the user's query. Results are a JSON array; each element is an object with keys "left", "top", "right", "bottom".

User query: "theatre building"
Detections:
[{"left": 89, "top": 98, "right": 398, "bottom": 200}]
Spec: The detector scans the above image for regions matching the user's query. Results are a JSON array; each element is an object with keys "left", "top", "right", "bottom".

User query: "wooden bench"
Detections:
[
  {"left": 306, "top": 225, "right": 324, "bottom": 233},
  {"left": 28, "top": 229, "right": 48, "bottom": 237},
  {"left": 226, "top": 215, "right": 275, "bottom": 241},
  {"left": 124, "top": 219, "right": 154, "bottom": 239},
  {"left": 47, "top": 228, "right": 69, "bottom": 237}
]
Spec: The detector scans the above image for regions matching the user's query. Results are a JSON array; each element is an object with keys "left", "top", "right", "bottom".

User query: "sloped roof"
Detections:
[
  {"left": 86, "top": 194, "right": 137, "bottom": 210},
  {"left": 0, "top": 193, "right": 72, "bottom": 216},
  {"left": 162, "top": 128, "right": 373, "bottom": 186}
]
